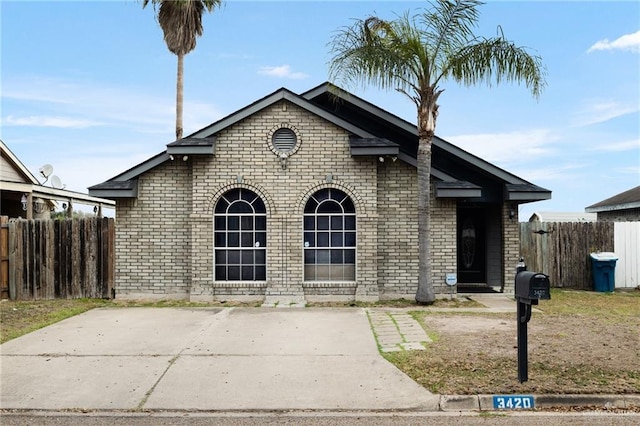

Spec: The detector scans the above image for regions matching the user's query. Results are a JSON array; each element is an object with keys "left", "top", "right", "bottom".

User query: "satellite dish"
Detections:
[
  {"left": 51, "top": 175, "right": 65, "bottom": 189},
  {"left": 39, "top": 164, "right": 54, "bottom": 179}
]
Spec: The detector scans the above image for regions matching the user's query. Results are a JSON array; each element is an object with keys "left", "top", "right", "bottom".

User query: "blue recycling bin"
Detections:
[{"left": 590, "top": 252, "right": 618, "bottom": 292}]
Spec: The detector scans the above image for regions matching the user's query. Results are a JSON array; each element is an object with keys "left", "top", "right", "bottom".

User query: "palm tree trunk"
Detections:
[
  {"left": 175, "top": 53, "right": 184, "bottom": 140},
  {"left": 415, "top": 136, "right": 436, "bottom": 303},
  {"left": 415, "top": 98, "right": 437, "bottom": 304}
]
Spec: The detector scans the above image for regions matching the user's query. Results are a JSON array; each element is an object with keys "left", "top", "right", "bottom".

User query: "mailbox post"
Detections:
[{"left": 515, "top": 268, "right": 550, "bottom": 383}]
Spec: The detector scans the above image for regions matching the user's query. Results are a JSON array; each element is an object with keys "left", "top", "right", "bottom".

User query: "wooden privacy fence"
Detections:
[
  {"left": 6, "top": 217, "right": 115, "bottom": 300},
  {"left": 1, "top": 216, "right": 8, "bottom": 299},
  {"left": 520, "top": 221, "right": 614, "bottom": 290}
]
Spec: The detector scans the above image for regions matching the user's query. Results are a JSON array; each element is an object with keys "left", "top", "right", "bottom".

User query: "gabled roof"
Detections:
[
  {"left": 1, "top": 139, "right": 41, "bottom": 184},
  {"left": 89, "top": 83, "right": 551, "bottom": 204},
  {"left": 302, "top": 82, "right": 550, "bottom": 203},
  {"left": 1, "top": 139, "right": 115, "bottom": 211},
  {"left": 585, "top": 185, "right": 640, "bottom": 213},
  {"left": 89, "top": 87, "right": 379, "bottom": 197},
  {"left": 189, "top": 87, "right": 376, "bottom": 139}
]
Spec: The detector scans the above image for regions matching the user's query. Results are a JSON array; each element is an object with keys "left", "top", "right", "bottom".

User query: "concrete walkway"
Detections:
[
  {"left": 367, "top": 309, "right": 432, "bottom": 352},
  {"left": 0, "top": 307, "right": 439, "bottom": 412},
  {"left": 365, "top": 294, "right": 518, "bottom": 353}
]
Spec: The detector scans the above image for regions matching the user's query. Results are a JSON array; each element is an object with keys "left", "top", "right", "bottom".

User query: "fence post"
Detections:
[{"left": 1, "top": 216, "right": 8, "bottom": 299}]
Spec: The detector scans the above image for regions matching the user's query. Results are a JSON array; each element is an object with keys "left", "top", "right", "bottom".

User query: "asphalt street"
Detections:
[{"left": 2, "top": 411, "right": 640, "bottom": 425}]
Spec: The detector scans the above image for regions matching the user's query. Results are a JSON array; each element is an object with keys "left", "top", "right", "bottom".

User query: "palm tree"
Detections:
[
  {"left": 328, "top": 0, "right": 546, "bottom": 304},
  {"left": 142, "top": 0, "right": 222, "bottom": 140}
]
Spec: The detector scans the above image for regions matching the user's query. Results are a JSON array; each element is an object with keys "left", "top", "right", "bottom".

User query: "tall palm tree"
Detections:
[
  {"left": 143, "top": 0, "right": 222, "bottom": 140},
  {"left": 328, "top": 0, "right": 546, "bottom": 304}
]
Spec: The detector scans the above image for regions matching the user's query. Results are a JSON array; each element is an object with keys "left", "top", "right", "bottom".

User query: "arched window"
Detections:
[
  {"left": 214, "top": 188, "right": 266, "bottom": 281},
  {"left": 303, "top": 188, "right": 356, "bottom": 281}
]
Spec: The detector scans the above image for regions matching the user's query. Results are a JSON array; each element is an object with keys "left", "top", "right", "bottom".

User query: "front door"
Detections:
[{"left": 457, "top": 206, "right": 486, "bottom": 283}]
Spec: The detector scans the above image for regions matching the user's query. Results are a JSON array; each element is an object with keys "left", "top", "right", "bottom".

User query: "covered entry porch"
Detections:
[{"left": 435, "top": 175, "right": 549, "bottom": 294}]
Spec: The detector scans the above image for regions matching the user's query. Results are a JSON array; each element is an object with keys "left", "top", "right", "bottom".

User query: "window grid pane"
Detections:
[
  {"left": 214, "top": 189, "right": 267, "bottom": 281},
  {"left": 303, "top": 189, "right": 356, "bottom": 282}
]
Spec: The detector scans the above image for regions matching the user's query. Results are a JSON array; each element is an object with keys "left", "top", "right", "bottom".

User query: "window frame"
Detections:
[
  {"left": 302, "top": 188, "right": 356, "bottom": 282},
  {"left": 213, "top": 188, "right": 267, "bottom": 282}
]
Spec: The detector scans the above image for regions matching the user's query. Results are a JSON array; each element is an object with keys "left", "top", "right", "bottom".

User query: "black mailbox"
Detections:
[
  {"left": 515, "top": 271, "right": 551, "bottom": 302},
  {"left": 514, "top": 268, "right": 550, "bottom": 383}
]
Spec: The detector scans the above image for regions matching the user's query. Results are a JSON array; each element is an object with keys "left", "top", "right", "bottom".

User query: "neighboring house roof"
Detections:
[
  {"left": 585, "top": 185, "right": 640, "bottom": 213},
  {"left": 0, "top": 139, "right": 41, "bottom": 185},
  {"left": 529, "top": 212, "right": 597, "bottom": 222},
  {"left": 0, "top": 139, "right": 115, "bottom": 208},
  {"left": 89, "top": 83, "right": 551, "bottom": 204}
]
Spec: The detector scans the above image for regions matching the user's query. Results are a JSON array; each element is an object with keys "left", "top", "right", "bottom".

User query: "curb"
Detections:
[{"left": 439, "top": 394, "right": 640, "bottom": 411}]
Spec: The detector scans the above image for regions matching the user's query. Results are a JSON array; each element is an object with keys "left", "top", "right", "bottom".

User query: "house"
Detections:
[
  {"left": 585, "top": 185, "right": 640, "bottom": 222},
  {"left": 528, "top": 212, "right": 596, "bottom": 223},
  {"left": 0, "top": 139, "right": 114, "bottom": 220},
  {"left": 88, "top": 83, "right": 550, "bottom": 303}
]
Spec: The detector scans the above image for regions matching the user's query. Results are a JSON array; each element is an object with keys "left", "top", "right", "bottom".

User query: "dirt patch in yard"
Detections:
[
  {"left": 394, "top": 307, "right": 640, "bottom": 395},
  {"left": 426, "top": 313, "right": 639, "bottom": 372}
]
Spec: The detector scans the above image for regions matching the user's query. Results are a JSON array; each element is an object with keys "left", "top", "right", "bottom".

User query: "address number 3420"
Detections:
[{"left": 492, "top": 395, "right": 534, "bottom": 410}]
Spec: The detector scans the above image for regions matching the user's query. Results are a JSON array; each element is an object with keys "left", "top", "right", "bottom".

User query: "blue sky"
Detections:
[{"left": 1, "top": 0, "right": 639, "bottom": 220}]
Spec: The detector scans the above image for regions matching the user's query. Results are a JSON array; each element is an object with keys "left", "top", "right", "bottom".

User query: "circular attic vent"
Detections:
[{"left": 272, "top": 128, "right": 297, "bottom": 153}]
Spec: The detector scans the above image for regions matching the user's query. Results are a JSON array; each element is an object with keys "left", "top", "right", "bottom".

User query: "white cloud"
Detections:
[
  {"left": 446, "top": 129, "right": 558, "bottom": 165},
  {"left": 615, "top": 165, "right": 640, "bottom": 176},
  {"left": 513, "top": 162, "right": 588, "bottom": 184},
  {"left": 257, "top": 65, "right": 309, "bottom": 80},
  {"left": 2, "top": 76, "right": 171, "bottom": 132},
  {"left": 2, "top": 115, "right": 102, "bottom": 129},
  {"left": 571, "top": 100, "right": 639, "bottom": 127},
  {"left": 1, "top": 75, "right": 224, "bottom": 137},
  {"left": 589, "top": 139, "right": 640, "bottom": 152},
  {"left": 588, "top": 30, "right": 640, "bottom": 53}
]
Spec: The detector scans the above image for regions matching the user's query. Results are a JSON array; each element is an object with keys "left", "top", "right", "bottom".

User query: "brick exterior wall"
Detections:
[
  {"left": 189, "top": 101, "right": 380, "bottom": 302},
  {"left": 113, "top": 98, "right": 514, "bottom": 301},
  {"left": 115, "top": 161, "right": 192, "bottom": 299},
  {"left": 502, "top": 204, "right": 520, "bottom": 293},
  {"left": 361, "top": 152, "right": 458, "bottom": 299},
  {"left": 376, "top": 160, "right": 418, "bottom": 298},
  {"left": 429, "top": 195, "right": 457, "bottom": 296}
]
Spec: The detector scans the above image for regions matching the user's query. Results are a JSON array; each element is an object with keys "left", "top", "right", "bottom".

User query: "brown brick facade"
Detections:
[
  {"left": 115, "top": 161, "right": 193, "bottom": 299},
  {"left": 113, "top": 99, "right": 518, "bottom": 302},
  {"left": 502, "top": 204, "right": 520, "bottom": 294}
]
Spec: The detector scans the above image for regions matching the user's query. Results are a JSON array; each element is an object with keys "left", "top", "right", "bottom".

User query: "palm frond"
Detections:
[
  {"left": 142, "top": 0, "right": 222, "bottom": 56},
  {"left": 446, "top": 36, "right": 547, "bottom": 99},
  {"left": 420, "top": 0, "right": 482, "bottom": 71},
  {"left": 328, "top": 14, "right": 434, "bottom": 107}
]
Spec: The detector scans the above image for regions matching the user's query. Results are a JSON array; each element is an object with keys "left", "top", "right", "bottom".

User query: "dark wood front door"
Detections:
[{"left": 457, "top": 206, "right": 486, "bottom": 283}]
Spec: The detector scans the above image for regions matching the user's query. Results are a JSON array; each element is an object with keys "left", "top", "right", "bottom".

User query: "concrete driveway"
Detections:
[{"left": 0, "top": 307, "right": 438, "bottom": 411}]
